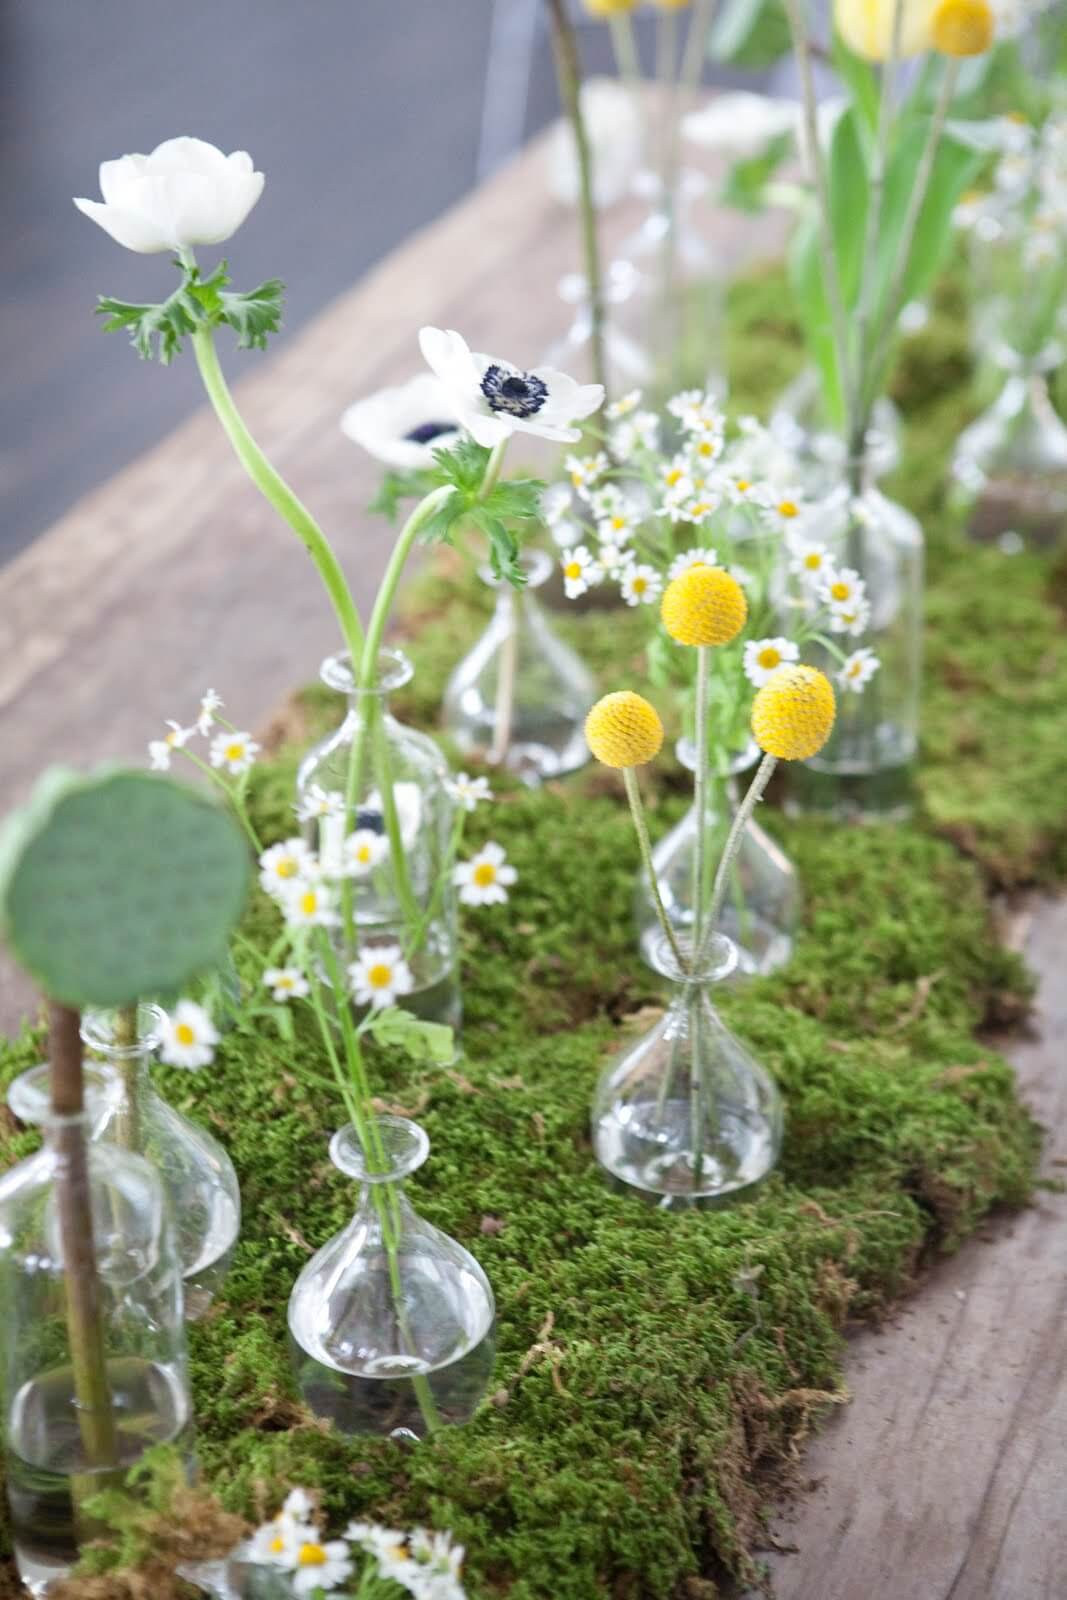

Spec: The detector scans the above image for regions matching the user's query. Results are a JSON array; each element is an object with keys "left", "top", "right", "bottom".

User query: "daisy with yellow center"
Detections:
[
  {"left": 828, "top": 595, "right": 872, "bottom": 637},
  {"left": 660, "top": 565, "right": 747, "bottom": 648},
  {"left": 258, "top": 838, "right": 314, "bottom": 898},
  {"left": 454, "top": 841, "right": 518, "bottom": 906},
  {"left": 560, "top": 544, "right": 602, "bottom": 600},
  {"left": 210, "top": 728, "right": 261, "bottom": 776},
  {"left": 620, "top": 563, "right": 663, "bottom": 607},
  {"left": 838, "top": 647, "right": 881, "bottom": 694},
  {"left": 348, "top": 943, "right": 415, "bottom": 1009},
  {"left": 763, "top": 490, "right": 805, "bottom": 532},
  {"left": 606, "top": 387, "right": 642, "bottom": 418},
  {"left": 282, "top": 878, "right": 340, "bottom": 930},
  {"left": 667, "top": 545, "right": 717, "bottom": 581},
  {"left": 263, "top": 966, "right": 310, "bottom": 1002},
  {"left": 343, "top": 827, "right": 389, "bottom": 879},
  {"left": 290, "top": 1535, "right": 353, "bottom": 1595},
  {"left": 147, "top": 720, "right": 193, "bottom": 771},
  {"left": 743, "top": 635, "right": 801, "bottom": 688},
  {"left": 565, "top": 450, "right": 609, "bottom": 496},
  {"left": 789, "top": 539, "right": 833, "bottom": 588},
  {"left": 821, "top": 566, "right": 865, "bottom": 607},
  {"left": 158, "top": 999, "right": 219, "bottom": 1070}
]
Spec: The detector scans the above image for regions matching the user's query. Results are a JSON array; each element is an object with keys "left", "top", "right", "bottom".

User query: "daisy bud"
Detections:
[
  {"left": 751, "top": 665, "right": 836, "bottom": 762},
  {"left": 585, "top": 692, "right": 664, "bottom": 769},
  {"left": 930, "top": 0, "right": 994, "bottom": 55},
  {"left": 660, "top": 565, "right": 747, "bottom": 648}
]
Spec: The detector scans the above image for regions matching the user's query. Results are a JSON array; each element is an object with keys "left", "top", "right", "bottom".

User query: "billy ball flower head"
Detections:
[
  {"left": 585, "top": 691, "right": 664, "bottom": 768},
  {"left": 340, "top": 372, "right": 462, "bottom": 470},
  {"left": 349, "top": 944, "right": 415, "bottom": 1009},
  {"left": 661, "top": 565, "right": 747, "bottom": 648},
  {"left": 751, "top": 664, "right": 836, "bottom": 761},
  {"left": 930, "top": 0, "right": 995, "bottom": 54},
  {"left": 454, "top": 841, "right": 518, "bottom": 907},
  {"left": 74, "top": 136, "right": 264, "bottom": 254},
  {"left": 263, "top": 966, "right": 310, "bottom": 1003},
  {"left": 210, "top": 729, "right": 260, "bottom": 776},
  {"left": 419, "top": 327, "right": 603, "bottom": 449},
  {"left": 743, "top": 635, "right": 800, "bottom": 688},
  {"left": 158, "top": 1000, "right": 219, "bottom": 1070}
]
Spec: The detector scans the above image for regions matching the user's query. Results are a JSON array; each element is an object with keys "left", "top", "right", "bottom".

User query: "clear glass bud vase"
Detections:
[
  {"left": 770, "top": 366, "right": 901, "bottom": 498},
  {"left": 634, "top": 740, "right": 799, "bottom": 977},
  {"left": 784, "top": 458, "right": 923, "bottom": 820},
  {"left": 441, "top": 550, "right": 596, "bottom": 784},
  {"left": 80, "top": 1007, "right": 241, "bottom": 1321},
  {"left": 0, "top": 1078, "right": 192, "bottom": 1594},
  {"left": 592, "top": 934, "right": 783, "bottom": 1208},
  {"left": 287, "top": 1116, "right": 496, "bottom": 1441},
  {"left": 297, "top": 648, "right": 460, "bottom": 1032}
]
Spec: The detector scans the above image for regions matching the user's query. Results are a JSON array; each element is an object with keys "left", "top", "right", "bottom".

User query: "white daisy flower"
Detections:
[
  {"left": 282, "top": 1490, "right": 317, "bottom": 1523},
  {"left": 586, "top": 481, "right": 624, "bottom": 519},
  {"left": 453, "top": 841, "right": 517, "bottom": 906},
  {"left": 828, "top": 596, "right": 872, "bottom": 637},
  {"left": 565, "top": 451, "right": 610, "bottom": 496},
  {"left": 789, "top": 539, "right": 834, "bottom": 587},
  {"left": 687, "top": 431, "right": 726, "bottom": 469},
  {"left": 742, "top": 636, "right": 800, "bottom": 687},
  {"left": 611, "top": 410, "right": 659, "bottom": 460},
  {"left": 289, "top": 1534, "right": 354, "bottom": 1596},
  {"left": 595, "top": 507, "right": 638, "bottom": 544},
  {"left": 662, "top": 483, "right": 697, "bottom": 524},
  {"left": 349, "top": 944, "right": 415, "bottom": 1009},
  {"left": 541, "top": 482, "right": 574, "bottom": 529},
  {"left": 447, "top": 772, "right": 494, "bottom": 812},
  {"left": 666, "top": 388, "right": 704, "bottom": 419},
  {"left": 762, "top": 490, "right": 805, "bottom": 532},
  {"left": 838, "top": 647, "right": 880, "bottom": 693},
  {"left": 675, "top": 394, "right": 726, "bottom": 437},
  {"left": 419, "top": 327, "right": 603, "bottom": 448},
  {"left": 596, "top": 539, "right": 631, "bottom": 579},
  {"left": 679, "top": 492, "right": 721, "bottom": 526},
  {"left": 606, "top": 388, "right": 642, "bottom": 419},
  {"left": 343, "top": 828, "right": 389, "bottom": 878},
  {"left": 282, "top": 879, "right": 341, "bottom": 930},
  {"left": 340, "top": 372, "right": 462, "bottom": 470},
  {"left": 668, "top": 546, "right": 718, "bottom": 581},
  {"left": 295, "top": 784, "right": 346, "bottom": 822},
  {"left": 560, "top": 544, "right": 602, "bottom": 599},
  {"left": 346, "top": 1523, "right": 422, "bottom": 1588},
  {"left": 158, "top": 1000, "right": 219, "bottom": 1071},
  {"left": 210, "top": 729, "right": 260, "bottom": 776},
  {"left": 196, "top": 689, "right": 223, "bottom": 736},
  {"left": 723, "top": 472, "right": 767, "bottom": 506},
  {"left": 259, "top": 838, "right": 316, "bottom": 898},
  {"left": 658, "top": 454, "right": 693, "bottom": 493},
  {"left": 263, "top": 966, "right": 310, "bottom": 1003},
  {"left": 248, "top": 1518, "right": 298, "bottom": 1568},
  {"left": 410, "top": 1527, "right": 467, "bottom": 1596},
  {"left": 619, "top": 563, "right": 663, "bottom": 607},
  {"left": 147, "top": 720, "right": 192, "bottom": 772},
  {"left": 820, "top": 566, "right": 866, "bottom": 610}
]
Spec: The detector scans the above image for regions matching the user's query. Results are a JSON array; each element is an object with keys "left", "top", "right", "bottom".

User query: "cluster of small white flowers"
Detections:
[
  {"left": 246, "top": 1490, "right": 467, "bottom": 1598},
  {"left": 953, "top": 111, "right": 1067, "bottom": 271},
  {"left": 147, "top": 689, "right": 253, "bottom": 774}
]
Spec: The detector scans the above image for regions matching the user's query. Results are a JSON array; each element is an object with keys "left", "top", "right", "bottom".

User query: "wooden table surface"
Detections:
[{"left": 2, "top": 126, "right": 1062, "bottom": 1600}]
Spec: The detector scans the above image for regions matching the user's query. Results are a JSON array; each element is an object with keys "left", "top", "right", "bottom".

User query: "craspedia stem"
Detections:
[{"left": 624, "top": 768, "right": 688, "bottom": 976}]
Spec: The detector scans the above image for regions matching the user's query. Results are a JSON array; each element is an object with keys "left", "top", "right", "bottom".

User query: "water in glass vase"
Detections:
[{"left": 7, "top": 1357, "right": 191, "bottom": 1597}]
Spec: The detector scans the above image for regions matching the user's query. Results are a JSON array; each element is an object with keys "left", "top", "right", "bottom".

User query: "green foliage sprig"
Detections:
[{"left": 98, "top": 260, "right": 284, "bottom": 364}]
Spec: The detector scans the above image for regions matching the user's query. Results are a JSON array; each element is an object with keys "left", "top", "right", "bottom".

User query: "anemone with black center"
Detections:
[
  {"left": 404, "top": 421, "right": 459, "bottom": 446},
  {"left": 480, "top": 364, "right": 549, "bottom": 419}
]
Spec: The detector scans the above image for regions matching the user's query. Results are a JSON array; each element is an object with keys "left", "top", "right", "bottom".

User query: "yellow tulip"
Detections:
[{"left": 834, "top": 0, "right": 936, "bottom": 61}]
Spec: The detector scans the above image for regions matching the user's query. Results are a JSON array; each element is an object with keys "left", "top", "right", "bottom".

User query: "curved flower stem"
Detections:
[
  {"left": 179, "top": 748, "right": 263, "bottom": 854},
  {"left": 188, "top": 323, "right": 364, "bottom": 669},
  {"left": 702, "top": 753, "right": 777, "bottom": 955},
  {"left": 624, "top": 766, "right": 688, "bottom": 975},
  {"left": 691, "top": 646, "right": 711, "bottom": 952}
]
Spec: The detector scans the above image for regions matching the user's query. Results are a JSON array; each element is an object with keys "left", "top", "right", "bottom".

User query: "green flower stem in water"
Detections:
[{"left": 112, "top": 1003, "right": 141, "bottom": 1150}]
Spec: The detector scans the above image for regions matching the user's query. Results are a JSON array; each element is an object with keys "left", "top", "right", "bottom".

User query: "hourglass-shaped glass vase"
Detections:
[
  {"left": 441, "top": 550, "right": 596, "bottom": 784},
  {"left": 634, "top": 740, "right": 799, "bottom": 977},
  {"left": 0, "top": 1074, "right": 192, "bottom": 1595},
  {"left": 288, "top": 1116, "right": 496, "bottom": 1441},
  {"left": 297, "top": 647, "right": 460, "bottom": 1032},
  {"left": 592, "top": 934, "right": 783, "bottom": 1208}
]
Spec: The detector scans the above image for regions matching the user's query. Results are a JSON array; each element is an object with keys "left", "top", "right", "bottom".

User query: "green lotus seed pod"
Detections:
[{"left": 0, "top": 766, "right": 251, "bottom": 1009}]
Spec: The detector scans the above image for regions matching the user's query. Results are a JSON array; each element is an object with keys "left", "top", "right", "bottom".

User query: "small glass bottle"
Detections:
[
  {"left": 770, "top": 365, "right": 901, "bottom": 498},
  {"left": 288, "top": 1116, "right": 496, "bottom": 1441},
  {"left": 634, "top": 740, "right": 799, "bottom": 977},
  {"left": 592, "top": 933, "right": 783, "bottom": 1208},
  {"left": 81, "top": 1006, "right": 241, "bottom": 1321},
  {"left": 441, "top": 549, "right": 596, "bottom": 784},
  {"left": 0, "top": 1074, "right": 192, "bottom": 1595},
  {"left": 297, "top": 647, "right": 460, "bottom": 1032}
]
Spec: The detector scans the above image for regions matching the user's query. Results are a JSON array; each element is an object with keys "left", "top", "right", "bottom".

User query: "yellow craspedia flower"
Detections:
[
  {"left": 660, "top": 565, "right": 748, "bottom": 649},
  {"left": 834, "top": 0, "right": 933, "bottom": 61},
  {"left": 930, "top": 0, "right": 994, "bottom": 55},
  {"left": 585, "top": 691, "right": 664, "bottom": 768},
  {"left": 583, "top": 0, "right": 637, "bottom": 13},
  {"left": 750, "top": 665, "right": 836, "bottom": 762}
]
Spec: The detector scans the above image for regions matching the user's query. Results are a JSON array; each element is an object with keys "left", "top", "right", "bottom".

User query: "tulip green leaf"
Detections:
[{"left": 0, "top": 768, "right": 251, "bottom": 1009}]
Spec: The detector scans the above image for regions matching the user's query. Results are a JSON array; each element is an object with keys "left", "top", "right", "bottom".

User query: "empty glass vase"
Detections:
[
  {"left": 592, "top": 933, "right": 783, "bottom": 1207},
  {"left": 442, "top": 549, "right": 595, "bottom": 784},
  {"left": 297, "top": 647, "right": 460, "bottom": 1031},
  {"left": 0, "top": 1073, "right": 191, "bottom": 1594},
  {"left": 288, "top": 1116, "right": 496, "bottom": 1440},
  {"left": 635, "top": 740, "right": 799, "bottom": 976}
]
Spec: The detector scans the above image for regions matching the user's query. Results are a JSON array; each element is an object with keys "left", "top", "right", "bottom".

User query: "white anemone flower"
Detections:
[
  {"left": 668, "top": 546, "right": 718, "bottom": 581},
  {"left": 684, "top": 92, "right": 801, "bottom": 161},
  {"left": 74, "top": 136, "right": 264, "bottom": 254},
  {"left": 340, "top": 373, "right": 462, "bottom": 470},
  {"left": 263, "top": 967, "right": 310, "bottom": 1003},
  {"left": 147, "top": 720, "right": 192, "bottom": 772},
  {"left": 560, "top": 545, "right": 602, "bottom": 600},
  {"left": 620, "top": 563, "right": 663, "bottom": 607},
  {"left": 453, "top": 842, "right": 517, "bottom": 907},
  {"left": 838, "top": 647, "right": 881, "bottom": 693},
  {"left": 283, "top": 879, "right": 340, "bottom": 930},
  {"left": 158, "top": 1000, "right": 219, "bottom": 1071},
  {"left": 547, "top": 78, "right": 644, "bottom": 209},
  {"left": 259, "top": 838, "right": 316, "bottom": 898},
  {"left": 210, "top": 729, "right": 260, "bottom": 776},
  {"left": 343, "top": 828, "right": 389, "bottom": 878},
  {"left": 197, "top": 689, "right": 223, "bottom": 736},
  {"left": 419, "top": 327, "right": 603, "bottom": 448},
  {"left": 743, "top": 636, "right": 801, "bottom": 687},
  {"left": 447, "top": 773, "right": 494, "bottom": 812},
  {"left": 349, "top": 944, "right": 415, "bottom": 1009}
]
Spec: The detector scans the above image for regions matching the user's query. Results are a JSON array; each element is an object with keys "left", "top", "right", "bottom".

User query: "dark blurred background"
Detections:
[{"left": 0, "top": 0, "right": 702, "bottom": 567}]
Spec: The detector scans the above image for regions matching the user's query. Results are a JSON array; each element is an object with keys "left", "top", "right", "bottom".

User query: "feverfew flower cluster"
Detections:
[
  {"left": 147, "top": 689, "right": 260, "bottom": 777},
  {"left": 247, "top": 1488, "right": 467, "bottom": 1598},
  {"left": 953, "top": 112, "right": 1067, "bottom": 314}
]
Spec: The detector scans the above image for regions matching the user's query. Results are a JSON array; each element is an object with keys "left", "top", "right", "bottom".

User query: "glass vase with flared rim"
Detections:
[
  {"left": 0, "top": 1095, "right": 192, "bottom": 1595},
  {"left": 287, "top": 1115, "right": 496, "bottom": 1441},
  {"left": 74, "top": 1006, "right": 241, "bottom": 1322},
  {"left": 592, "top": 931, "right": 784, "bottom": 1209},
  {"left": 780, "top": 453, "right": 923, "bottom": 822},
  {"left": 296, "top": 646, "right": 460, "bottom": 1031},
  {"left": 769, "top": 366, "right": 901, "bottom": 498},
  {"left": 541, "top": 257, "right": 657, "bottom": 394},
  {"left": 635, "top": 738, "right": 799, "bottom": 977},
  {"left": 441, "top": 548, "right": 597, "bottom": 786}
]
